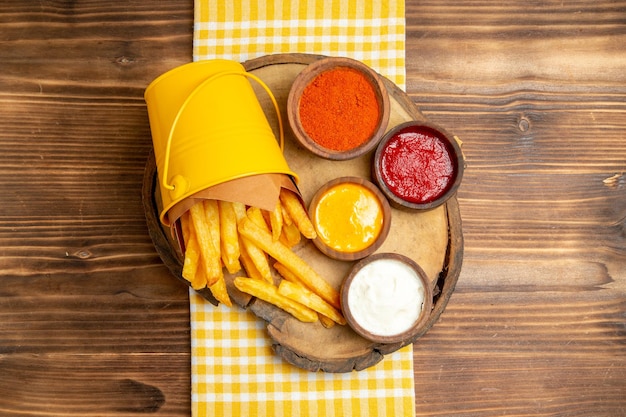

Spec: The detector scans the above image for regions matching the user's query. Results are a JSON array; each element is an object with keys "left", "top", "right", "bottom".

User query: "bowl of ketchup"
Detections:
[{"left": 373, "top": 121, "right": 464, "bottom": 211}]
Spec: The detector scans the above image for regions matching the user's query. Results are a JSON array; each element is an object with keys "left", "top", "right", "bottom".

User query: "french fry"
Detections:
[
  {"left": 232, "top": 201, "right": 248, "bottom": 222},
  {"left": 247, "top": 206, "right": 271, "bottom": 232},
  {"left": 179, "top": 212, "right": 200, "bottom": 285},
  {"left": 281, "top": 204, "right": 293, "bottom": 226},
  {"left": 209, "top": 271, "right": 232, "bottom": 307},
  {"left": 203, "top": 199, "right": 221, "bottom": 255},
  {"left": 229, "top": 201, "right": 272, "bottom": 283},
  {"left": 238, "top": 216, "right": 341, "bottom": 309},
  {"left": 203, "top": 200, "right": 227, "bottom": 284},
  {"left": 189, "top": 202, "right": 222, "bottom": 286},
  {"left": 185, "top": 255, "right": 205, "bottom": 290},
  {"left": 241, "top": 237, "right": 273, "bottom": 283},
  {"left": 318, "top": 314, "right": 336, "bottom": 328},
  {"left": 236, "top": 237, "right": 261, "bottom": 280},
  {"left": 181, "top": 229, "right": 201, "bottom": 285},
  {"left": 279, "top": 188, "right": 317, "bottom": 239},
  {"left": 274, "top": 261, "right": 305, "bottom": 287},
  {"left": 278, "top": 280, "right": 346, "bottom": 325},
  {"left": 239, "top": 206, "right": 273, "bottom": 283},
  {"left": 179, "top": 211, "right": 208, "bottom": 290},
  {"left": 234, "top": 277, "right": 318, "bottom": 323},
  {"left": 275, "top": 261, "right": 336, "bottom": 327},
  {"left": 218, "top": 200, "right": 241, "bottom": 274},
  {"left": 279, "top": 222, "right": 301, "bottom": 248},
  {"left": 261, "top": 208, "right": 272, "bottom": 230},
  {"left": 269, "top": 201, "right": 283, "bottom": 241},
  {"left": 181, "top": 195, "right": 334, "bottom": 323}
]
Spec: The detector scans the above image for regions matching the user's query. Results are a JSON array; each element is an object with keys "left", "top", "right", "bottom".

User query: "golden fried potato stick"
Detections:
[
  {"left": 278, "top": 280, "right": 346, "bottom": 325},
  {"left": 238, "top": 217, "right": 340, "bottom": 309},
  {"left": 178, "top": 212, "right": 207, "bottom": 289},
  {"left": 275, "top": 263, "right": 329, "bottom": 328},
  {"left": 187, "top": 257, "right": 205, "bottom": 290},
  {"left": 232, "top": 201, "right": 247, "bottom": 222},
  {"left": 203, "top": 199, "right": 221, "bottom": 254},
  {"left": 218, "top": 200, "right": 242, "bottom": 274},
  {"left": 274, "top": 260, "right": 335, "bottom": 329},
  {"left": 318, "top": 314, "right": 336, "bottom": 328},
  {"left": 229, "top": 202, "right": 272, "bottom": 283},
  {"left": 182, "top": 229, "right": 201, "bottom": 285},
  {"left": 247, "top": 206, "right": 271, "bottom": 232},
  {"left": 269, "top": 201, "right": 283, "bottom": 241},
  {"left": 238, "top": 237, "right": 263, "bottom": 280},
  {"left": 209, "top": 271, "right": 232, "bottom": 307},
  {"left": 281, "top": 204, "right": 293, "bottom": 226},
  {"left": 279, "top": 189, "right": 317, "bottom": 239},
  {"left": 189, "top": 202, "right": 222, "bottom": 286},
  {"left": 242, "top": 238, "right": 273, "bottom": 283},
  {"left": 238, "top": 206, "right": 273, "bottom": 283},
  {"left": 234, "top": 277, "right": 318, "bottom": 323},
  {"left": 273, "top": 261, "right": 305, "bottom": 287},
  {"left": 279, "top": 222, "right": 301, "bottom": 248},
  {"left": 179, "top": 213, "right": 198, "bottom": 281}
]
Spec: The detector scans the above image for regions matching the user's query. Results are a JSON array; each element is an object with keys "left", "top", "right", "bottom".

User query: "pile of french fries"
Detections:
[{"left": 179, "top": 188, "right": 346, "bottom": 327}]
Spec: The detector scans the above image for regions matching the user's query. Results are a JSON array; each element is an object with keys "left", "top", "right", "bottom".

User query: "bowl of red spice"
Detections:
[
  {"left": 287, "top": 57, "right": 390, "bottom": 160},
  {"left": 373, "top": 121, "right": 464, "bottom": 211}
]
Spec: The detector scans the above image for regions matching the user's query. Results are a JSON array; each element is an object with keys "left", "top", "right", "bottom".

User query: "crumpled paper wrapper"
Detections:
[{"left": 159, "top": 172, "right": 300, "bottom": 254}]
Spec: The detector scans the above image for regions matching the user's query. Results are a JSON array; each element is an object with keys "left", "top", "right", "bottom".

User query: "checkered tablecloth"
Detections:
[{"left": 191, "top": 2, "right": 413, "bottom": 416}]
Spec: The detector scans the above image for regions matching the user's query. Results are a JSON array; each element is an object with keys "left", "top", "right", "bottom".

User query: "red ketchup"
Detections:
[{"left": 379, "top": 126, "right": 455, "bottom": 204}]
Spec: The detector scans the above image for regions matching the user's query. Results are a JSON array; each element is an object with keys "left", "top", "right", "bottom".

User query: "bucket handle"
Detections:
[{"left": 161, "top": 71, "right": 285, "bottom": 195}]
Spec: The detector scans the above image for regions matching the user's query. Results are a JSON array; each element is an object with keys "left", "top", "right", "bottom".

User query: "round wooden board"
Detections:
[{"left": 142, "top": 53, "right": 464, "bottom": 373}]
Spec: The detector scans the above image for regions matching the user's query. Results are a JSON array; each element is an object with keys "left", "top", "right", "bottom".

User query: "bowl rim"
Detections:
[
  {"left": 372, "top": 120, "right": 465, "bottom": 211},
  {"left": 287, "top": 56, "right": 391, "bottom": 161},
  {"left": 309, "top": 176, "right": 392, "bottom": 261},
  {"left": 340, "top": 252, "right": 434, "bottom": 344}
]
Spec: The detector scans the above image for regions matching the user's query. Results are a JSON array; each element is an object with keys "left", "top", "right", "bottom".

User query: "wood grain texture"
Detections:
[
  {"left": 0, "top": 0, "right": 624, "bottom": 416},
  {"left": 0, "top": 1, "right": 194, "bottom": 416},
  {"left": 405, "top": 1, "right": 626, "bottom": 416}
]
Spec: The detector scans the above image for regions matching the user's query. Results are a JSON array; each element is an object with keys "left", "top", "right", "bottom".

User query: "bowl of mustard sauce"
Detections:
[{"left": 308, "top": 176, "right": 391, "bottom": 261}]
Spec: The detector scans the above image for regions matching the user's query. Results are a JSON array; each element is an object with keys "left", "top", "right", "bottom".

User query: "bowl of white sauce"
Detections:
[{"left": 340, "top": 253, "right": 433, "bottom": 344}]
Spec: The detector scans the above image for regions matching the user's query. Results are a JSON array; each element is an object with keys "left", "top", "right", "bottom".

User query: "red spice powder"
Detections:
[{"left": 299, "top": 67, "right": 380, "bottom": 151}]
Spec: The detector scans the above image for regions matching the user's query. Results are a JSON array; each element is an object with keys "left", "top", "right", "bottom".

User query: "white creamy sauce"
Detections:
[{"left": 348, "top": 258, "right": 425, "bottom": 336}]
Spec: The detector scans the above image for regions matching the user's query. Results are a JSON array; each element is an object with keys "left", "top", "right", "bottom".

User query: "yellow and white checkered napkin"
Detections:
[
  {"left": 191, "top": 2, "right": 413, "bottom": 416},
  {"left": 193, "top": 1, "right": 405, "bottom": 89}
]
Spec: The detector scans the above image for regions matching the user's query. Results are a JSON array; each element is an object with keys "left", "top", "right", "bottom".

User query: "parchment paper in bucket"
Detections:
[{"left": 164, "top": 172, "right": 300, "bottom": 248}]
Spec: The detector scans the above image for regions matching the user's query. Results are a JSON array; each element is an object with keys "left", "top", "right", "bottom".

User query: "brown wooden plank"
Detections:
[
  {"left": 405, "top": 2, "right": 626, "bottom": 416},
  {"left": 0, "top": 352, "right": 190, "bottom": 416},
  {"left": 0, "top": 0, "right": 624, "bottom": 416},
  {"left": 0, "top": 1, "right": 194, "bottom": 415}
]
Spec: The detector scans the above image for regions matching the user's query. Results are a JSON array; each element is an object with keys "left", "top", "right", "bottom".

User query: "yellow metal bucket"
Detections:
[{"left": 144, "top": 59, "right": 298, "bottom": 225}]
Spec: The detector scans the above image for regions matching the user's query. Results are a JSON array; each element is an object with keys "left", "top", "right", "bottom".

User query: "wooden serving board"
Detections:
[{"left": 142, "top": 53, "right": 463, "bottom": 372}]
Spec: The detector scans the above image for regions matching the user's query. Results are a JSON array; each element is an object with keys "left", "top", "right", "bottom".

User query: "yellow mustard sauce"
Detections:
[{"left": 313, "top": 182, "right": 384, "bottom": 253}]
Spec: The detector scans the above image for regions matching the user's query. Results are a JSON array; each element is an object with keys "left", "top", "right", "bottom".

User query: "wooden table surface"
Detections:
[{"left": 1, "top": 1, "right": 624, "bottom": 416}]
